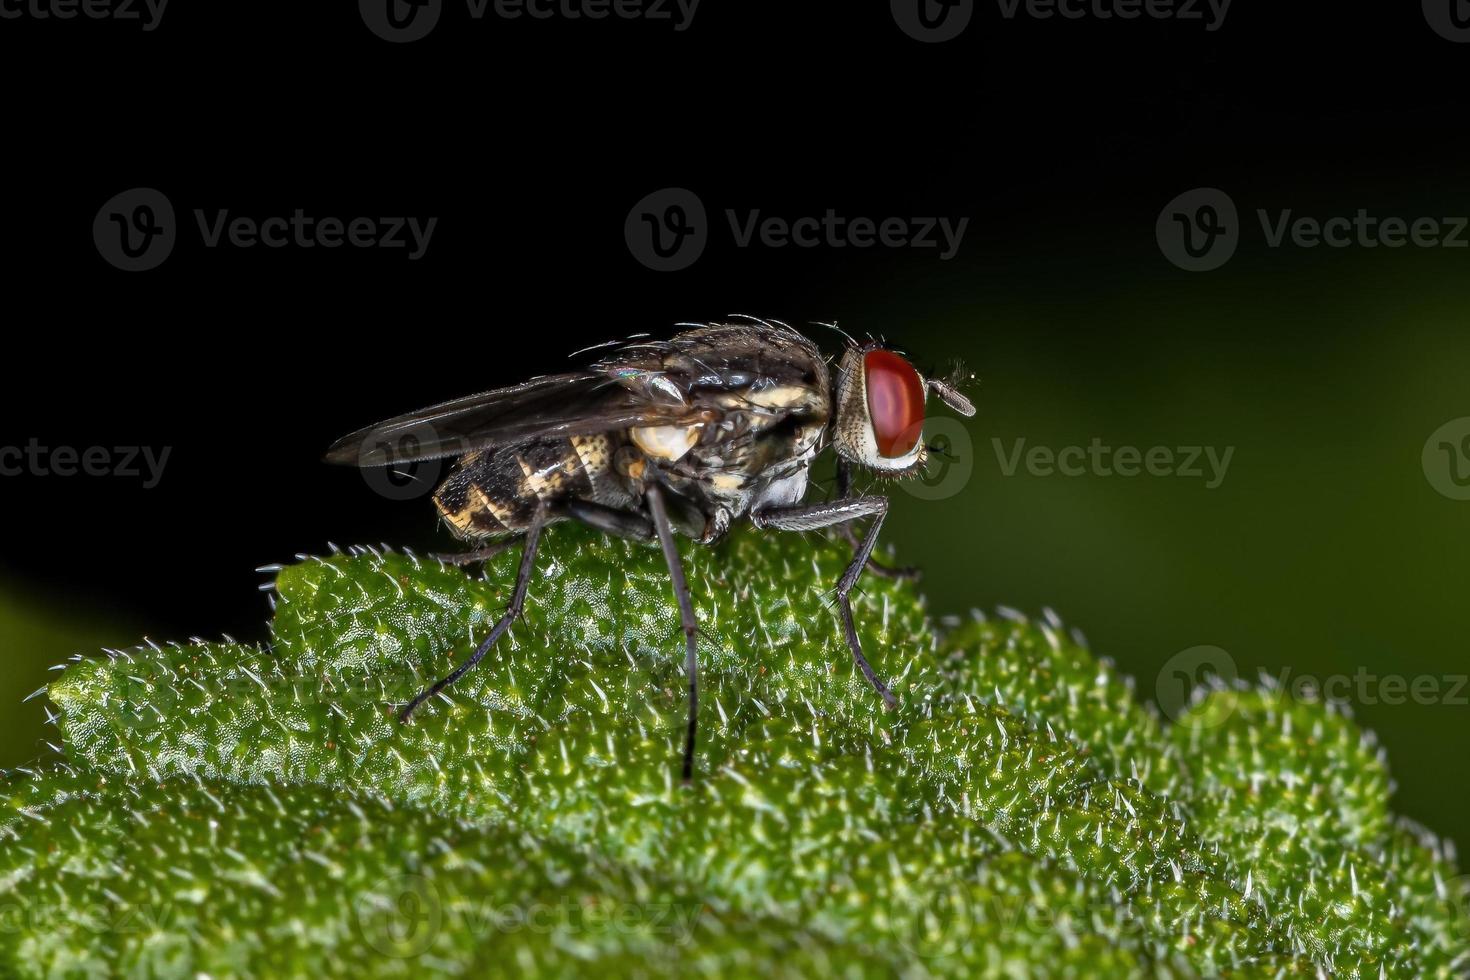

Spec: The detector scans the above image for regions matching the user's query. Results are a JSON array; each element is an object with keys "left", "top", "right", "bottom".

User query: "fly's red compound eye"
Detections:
[{"left": 864, "top": 349, "right": 926, "bottom": 457}]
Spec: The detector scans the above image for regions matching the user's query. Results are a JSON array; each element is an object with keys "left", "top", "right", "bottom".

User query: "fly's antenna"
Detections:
[{"left": 926, "top": 358, "right": 977, "bottom": 417}]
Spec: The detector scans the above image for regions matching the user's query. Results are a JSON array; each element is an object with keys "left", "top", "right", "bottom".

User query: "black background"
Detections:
[{"left": 3, "top": 0, "right": 1462, "bottom": 638}]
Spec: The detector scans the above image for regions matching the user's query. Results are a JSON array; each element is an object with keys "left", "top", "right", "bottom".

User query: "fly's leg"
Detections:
[
  {"left": 399, "top": 502, "right": 548, "bottom": 722},
  {"left": 433, "top": 499, "right": 653, "bottom": 569},
  {"left": 558, "top": 499, "right": 654, "bottom": 541},
  {"left": 435, "top": 539, "right": 519, "bottom": 566},
  {"left": 834, "top": 461, "right": 921, "bottom": 582},
  {"left": 645, "top": 484, "right": 700, "bottom": 783},
  {"left": 751, "top": 496, "right": 900, "bottom": 710},
  {"left": 837, "top": 524, "right": 919, "bottom": 581}
]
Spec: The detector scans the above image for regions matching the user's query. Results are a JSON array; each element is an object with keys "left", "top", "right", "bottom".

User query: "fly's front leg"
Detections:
[
  {"left": 645, "top": 484, "right": 701, "bottom": 783},
  {"left": 834, "top": 460, "right": 920, "bottom": 582},
  {"left": 751, "top": 496, "right": 899, "bottom": 710},
  {"left": 400, "top": 502, "right": 548, "bottom": 722}
]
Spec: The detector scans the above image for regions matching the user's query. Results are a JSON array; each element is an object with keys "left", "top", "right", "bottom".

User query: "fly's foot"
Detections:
[
  {"left": 864, "top": 559, "right": 922, "bottom": 582},
  {"left": 837, "top": 525, "right": 920, "bottom": 581}
]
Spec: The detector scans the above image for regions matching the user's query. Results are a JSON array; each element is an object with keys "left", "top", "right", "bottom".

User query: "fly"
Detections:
[{"left": 324, "top": 315, "right": 976, "bottom": 781}]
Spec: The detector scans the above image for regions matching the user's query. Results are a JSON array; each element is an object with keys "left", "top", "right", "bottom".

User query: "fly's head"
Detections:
[{"left": 831, "top": 341, "right": 976, "bottom": 478}]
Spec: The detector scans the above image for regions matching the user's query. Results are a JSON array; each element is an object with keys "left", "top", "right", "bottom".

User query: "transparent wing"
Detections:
[
  {"left": 325, "top": 320, "right": 826, "bottom": 468},
  {"left": 324, "top": 372, "right": 696, "bottom": 467}
]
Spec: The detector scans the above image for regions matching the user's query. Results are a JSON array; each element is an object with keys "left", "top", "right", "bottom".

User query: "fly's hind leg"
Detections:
[
  {"left": 435, "top": 539, "right": 520, "bottom": 566},
  {"left": 412, "top": 500, "right": 652, "bottom": 724},
  {"left": 751, "top": 495, "right": 900, "bottom": 710},
  {"left": 400, "top": 502, "right": 548, "bottom": 722},
  {"left": 432, "top": 493, "right": 654, "bottom": 568}
]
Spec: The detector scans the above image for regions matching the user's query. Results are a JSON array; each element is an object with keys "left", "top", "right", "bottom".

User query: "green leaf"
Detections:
[{"left": 4, "top": 524, "right": 1465, "bottom": 977}]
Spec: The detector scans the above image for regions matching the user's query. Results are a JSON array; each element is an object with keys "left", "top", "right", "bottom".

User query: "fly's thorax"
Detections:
[
  {"left": 680, "top": 413, "right": 827, "bottom": 532},
  {"left": 749, "top": 469, "right": 812, "bottom": 513}
]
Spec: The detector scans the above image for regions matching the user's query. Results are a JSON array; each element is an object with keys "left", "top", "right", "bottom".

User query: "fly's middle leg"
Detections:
[{"left": 645, "top": 484, "right": 701, "bottom": 783}]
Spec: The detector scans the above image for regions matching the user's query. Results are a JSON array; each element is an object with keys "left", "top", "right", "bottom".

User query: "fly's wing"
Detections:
[
  {"left": 325, "top": 320, "right": 828, "bottom": 468},
  {"left": 324, "top": 371, "right": 697, "bottom": 467}
]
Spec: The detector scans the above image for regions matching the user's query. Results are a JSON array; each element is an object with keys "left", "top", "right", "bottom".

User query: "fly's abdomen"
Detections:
[{"left": 433, "top": 435, "right": 628, "bottom": 539}]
